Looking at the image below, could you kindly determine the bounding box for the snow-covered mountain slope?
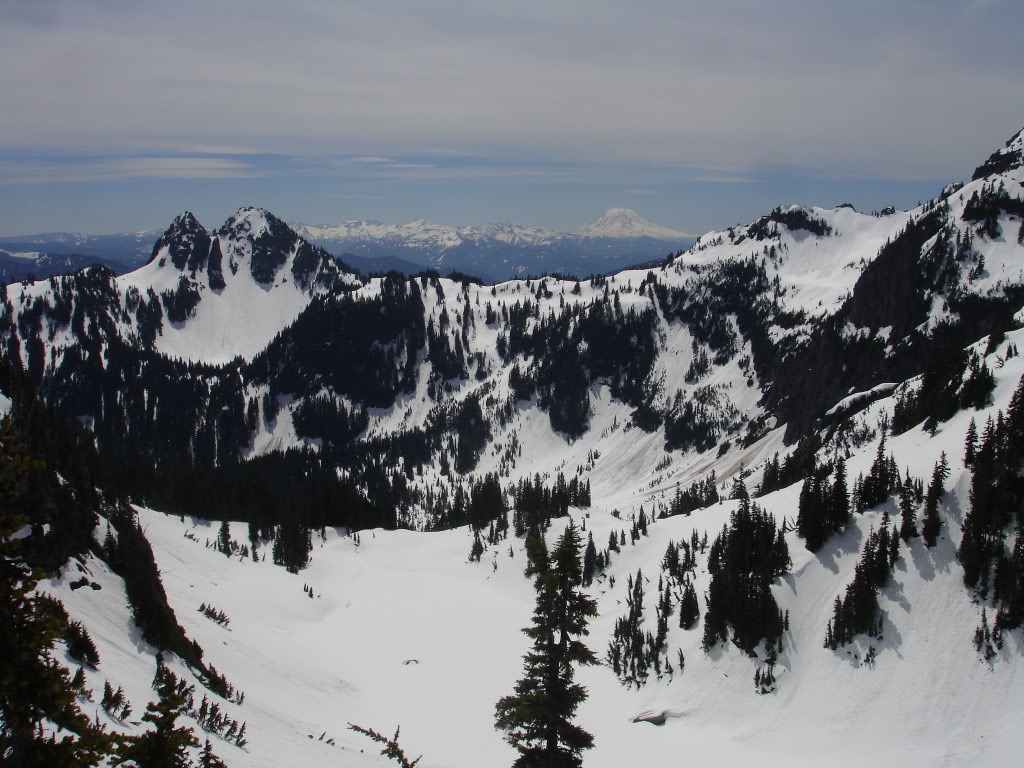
[119,208,360,363]
[41,324,1024,768]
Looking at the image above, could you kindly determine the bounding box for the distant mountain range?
[0,209,694,285]
[294,207,693,282]
[0,230,159,285]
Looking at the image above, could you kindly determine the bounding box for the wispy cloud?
[0,155,254,185]
[690,174,760,185]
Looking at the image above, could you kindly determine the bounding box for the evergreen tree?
[495,521,598,767]
[898,475,919,540]
[114,684,199,768]
[922,453,949,547]
[828,458,850,531]
[582,532,597,587]
[678,579,700,630]
[198,739,228,768]
[963,417,978,467]
[217,521,231,556]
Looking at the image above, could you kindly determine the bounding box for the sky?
[0,0,1022,236]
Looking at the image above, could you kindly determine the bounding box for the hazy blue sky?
[1,0,1021,235]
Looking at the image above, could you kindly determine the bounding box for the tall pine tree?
[495,521,598,767]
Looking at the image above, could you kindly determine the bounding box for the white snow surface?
[45,327,1024,768]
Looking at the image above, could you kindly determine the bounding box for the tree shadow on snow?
[812,522,865,575]
[907,525,958,582]
[835,610,905,667]
[881,576,912,614]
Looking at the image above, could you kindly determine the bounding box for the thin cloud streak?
[0,156,255,185]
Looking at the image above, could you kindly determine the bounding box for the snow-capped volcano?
[577,208,692,239]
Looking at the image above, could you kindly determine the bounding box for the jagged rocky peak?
[149,210,212,271]
[216,207,301,284]
[972,125,1024,180]
[219,206,288,242]
[215,206,358,288]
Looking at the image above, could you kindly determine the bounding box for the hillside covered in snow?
[3,127,1024,767]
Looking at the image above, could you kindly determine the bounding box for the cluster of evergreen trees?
[824,514,900,650]
[851,427,901,513]
[606,531,703,688]
[0,408,243,767]
[198,603,231,628]
[702,481,790,654]
[795,458,849,552]
[291,394,368,445]
[758,450,818,497]
[959,375,1024,633]
[891,348,995,435]
[961,180,1024,240]
[510,472,590,536]
[606,569,664,687]
[658,472,719,518]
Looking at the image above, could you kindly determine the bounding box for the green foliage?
[495,521,598,767]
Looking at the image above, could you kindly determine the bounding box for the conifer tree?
[922,453,949,547]
[963,418,977,467]
[898,476,918,540]
[582,532,597,586]
[114,684,199,768]
[495,521,598,767]
[198,738,228,768]
[678,579,700,630]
